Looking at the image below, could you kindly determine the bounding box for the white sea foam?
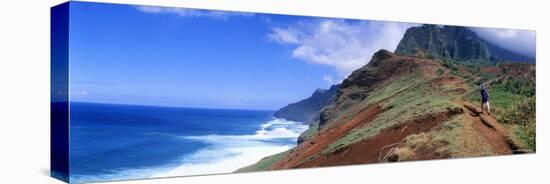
[71,167,173,183]
[155,118,307,177]
[184,118,307,141]
[154,145,292,177]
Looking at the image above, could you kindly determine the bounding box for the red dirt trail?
[460,101,515,154]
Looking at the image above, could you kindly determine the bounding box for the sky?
[470,27,536,58]
[67,2,536,110]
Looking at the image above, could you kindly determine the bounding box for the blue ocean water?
[69,102,306,183]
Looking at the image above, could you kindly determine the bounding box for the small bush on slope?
[499,97,536,151]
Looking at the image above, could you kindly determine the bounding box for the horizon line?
[63,101,278,112]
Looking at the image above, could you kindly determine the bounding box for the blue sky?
[69,2,341,110]
[67,2,535,110]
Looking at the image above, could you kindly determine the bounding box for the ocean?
[69,102,307,183]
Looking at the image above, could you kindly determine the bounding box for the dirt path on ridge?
[458,100,515,154]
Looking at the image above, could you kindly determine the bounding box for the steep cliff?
[395,24,534,63]
[274,84,339,124]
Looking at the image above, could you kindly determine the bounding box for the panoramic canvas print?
[51,1,536,183]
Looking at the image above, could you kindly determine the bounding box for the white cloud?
[470,27,536,58]
[322,75,340,86]
[134,6,254,20]
[270,27,300,44]
[268,19,416,76]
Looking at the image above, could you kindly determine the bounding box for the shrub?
[499,97,536,150]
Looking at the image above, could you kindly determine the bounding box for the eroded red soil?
[295,111,458,168]
[270,103,383,169]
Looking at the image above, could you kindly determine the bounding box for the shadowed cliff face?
[274,84,339,124]
[395,24,534,63]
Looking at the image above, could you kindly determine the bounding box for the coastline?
[69,102,307,183]
[155,118,306,177]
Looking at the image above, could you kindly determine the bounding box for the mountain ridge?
[395,24,534,63]
[236,24,535,173]
[273,84,339,124]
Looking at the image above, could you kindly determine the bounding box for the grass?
[465,78,535,119]
[499,97,535,151]
[395,114,498,161]
[438,57,501,88]
[363,73,425,105]
[515,124,536,151]
[317,72,426,131]
[320,75,460,154]
[503,124,535,153]
[298,121,319,143]
[393,147,415,161]
[429,115,493,156]
[234,149,292,173]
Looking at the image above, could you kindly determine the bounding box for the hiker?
[480,84,490,115]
